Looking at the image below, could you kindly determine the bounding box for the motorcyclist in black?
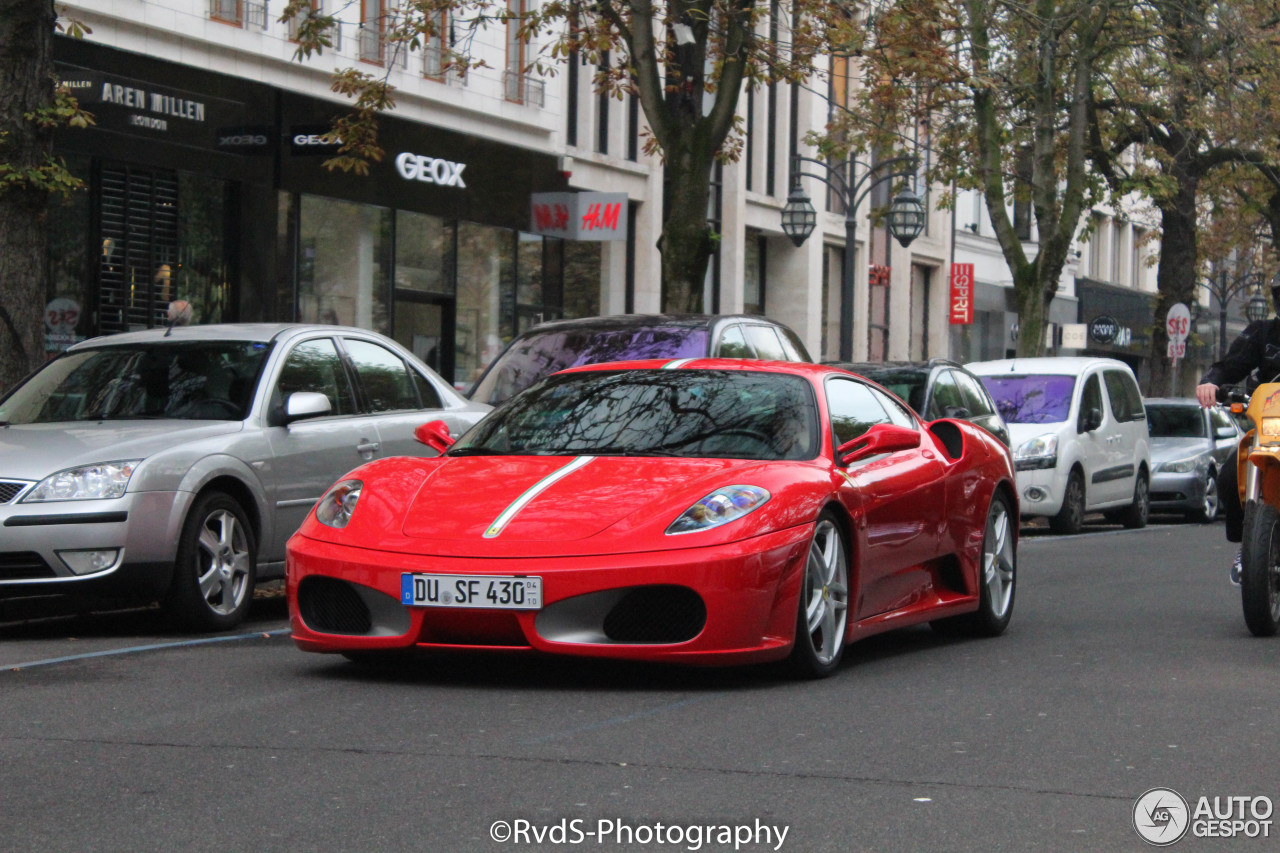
[1195,282,1280,582]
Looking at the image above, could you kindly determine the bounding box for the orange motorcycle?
[1231,383,1280,636]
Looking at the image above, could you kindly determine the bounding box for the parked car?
[968,357,1151,534]
[288,360,1018,677]
[0,323,490,630]
[828,359,1011,447]
[1145,397,1242,522]
[467,314,812,406]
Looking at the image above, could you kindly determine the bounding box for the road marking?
[4,628,291,671]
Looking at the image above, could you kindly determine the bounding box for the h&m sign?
[529,192,628,242]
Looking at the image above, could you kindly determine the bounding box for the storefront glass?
[175,172,231,325]
[297,195,391,332]
[456,221,515,387]
[563,241,602,319]
[45,155,93,356]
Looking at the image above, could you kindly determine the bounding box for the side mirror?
[1082,407,1103,432]
[942,405,971,419]
[414,420,455,454]
[1216,426,1238,439]
[837,423,922,466]
[284,391,332,424]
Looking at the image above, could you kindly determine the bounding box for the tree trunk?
[0,0,55,393]
[660,148,716,313]
[1012,263,1047,357]
[1150,164,1200,397]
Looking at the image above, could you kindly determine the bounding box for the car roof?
[829,359,962,372]
[559,358,856,381]
[512,313,792,337]
[966,356,1136,375]
[67,323,379,349]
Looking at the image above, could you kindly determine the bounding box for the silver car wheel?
[1203,473,1220,520]
[803,518,849,666]
[195,508,252,616]
[982,498,1015,619]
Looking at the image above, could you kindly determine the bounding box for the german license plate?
[400,573,542,610]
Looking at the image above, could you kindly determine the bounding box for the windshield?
[847,366,928,413]
[1146,405,1206,438]
[0,341,271,424]
[453,369,818,460]
[469,325,711,406]
[979,374,1076,424]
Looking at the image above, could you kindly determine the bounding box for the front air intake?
[297,576,373,635]
[602,586,707,644]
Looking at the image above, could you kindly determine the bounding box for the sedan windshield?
[1147,405,1206,438]
[454,370,818,460]
[0,341,271,424]
[979,374,1076,424]
[469,326,711,406]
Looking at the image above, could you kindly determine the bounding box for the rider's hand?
[1196,383,1219,408]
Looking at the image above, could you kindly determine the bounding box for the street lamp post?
[780,153,924,361]
[1202,270,1269,359]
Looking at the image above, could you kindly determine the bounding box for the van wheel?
[1048,471,1085,535]
[1119,471,1150,529]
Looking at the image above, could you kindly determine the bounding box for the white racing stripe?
[661,358,698,369]
[483,456,595,538]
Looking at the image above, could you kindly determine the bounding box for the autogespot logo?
[1134,788,1190,846]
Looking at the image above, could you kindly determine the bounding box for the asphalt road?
[1,518,1276,853]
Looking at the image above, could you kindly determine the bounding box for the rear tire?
[1241,500,1280,637]
[933,492,1016,637]
[163,492,256,632]
[1187,470,1219,524]
[1119,470,1150,529]
[1048,470,1085,535]
[787,511,850,679]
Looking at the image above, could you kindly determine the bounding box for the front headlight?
[316,479,363,528]
[22,460,142,502]
[1158,456,1199,474]
[666,485,770,535]
[1014,434,1058,471]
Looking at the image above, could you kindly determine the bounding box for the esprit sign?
[529,192,628,241]
[949,263,974,325]
[395,152,467,188]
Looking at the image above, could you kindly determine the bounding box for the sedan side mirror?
[1216,426,1238,439]
[942,405,971,419]
[284,391,332,424]
[415,420,455,454]
[1082,407,1103,432]
[838,423,922,466]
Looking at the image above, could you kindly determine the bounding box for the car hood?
[1149,437,1208,465]
[0,421,244,480]
[401,455,774,542]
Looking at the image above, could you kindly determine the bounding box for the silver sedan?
[0,323,490,630]
[1146,397,1242,523]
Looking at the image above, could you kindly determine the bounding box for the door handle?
[356,441,380,454]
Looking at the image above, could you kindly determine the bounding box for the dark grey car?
[1146,397,1242,522]
[467,314,812,407]
[0,324,490,630]
[827,359,1012,447]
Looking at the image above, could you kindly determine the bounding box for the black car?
[468,314,813,406]
[827,358,1012,447]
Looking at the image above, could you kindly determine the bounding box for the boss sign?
[950,263,975,325]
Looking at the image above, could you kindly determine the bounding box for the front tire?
[163,491,257,632]
[1241,500,1280,637]
[1119,470,1150,529]
[787,511,850,679]
[1048,470,1085,535]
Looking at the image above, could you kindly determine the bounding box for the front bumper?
[1013,467,1065,518]
[0,490,190,600]
[1150,471,1204,513]
[286,525,813,666]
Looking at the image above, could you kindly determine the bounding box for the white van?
[967,357,1151,534]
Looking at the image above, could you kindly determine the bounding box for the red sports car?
[286,360,1018,677]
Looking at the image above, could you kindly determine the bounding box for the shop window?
[297,195,391,333]
[98,166,179,335]
[456,222,516,388]
[562,241,602,320]
[45,155,93,356]
[744,231,765,314]
[395,211,454,295]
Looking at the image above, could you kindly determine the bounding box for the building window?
[209,0,242,26]
[505,0,526,102]
[359,0,385,64]
[296,195,391,333]
[597,51,610,154]
[423,10,448,79]
[744,230,766,315]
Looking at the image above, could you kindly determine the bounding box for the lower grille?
[1151,491,1185,502]
[297,576,373,635]
[0,552,56,580]
[603,586,706,644]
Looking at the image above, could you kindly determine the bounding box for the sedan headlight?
[316,479,362,528]
[1158,456,1199,474]
[666,485,770,535]
[1013,434,1058,471]
[23,460,142,502]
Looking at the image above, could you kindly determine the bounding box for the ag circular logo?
[1089,315,1120,344]
[1134,787,1190,846]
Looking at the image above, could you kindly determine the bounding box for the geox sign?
[395,152,467,188]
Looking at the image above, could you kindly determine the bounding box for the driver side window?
[1077,373,1103,433]
[274,338,356,416]
[826,378,892,447]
